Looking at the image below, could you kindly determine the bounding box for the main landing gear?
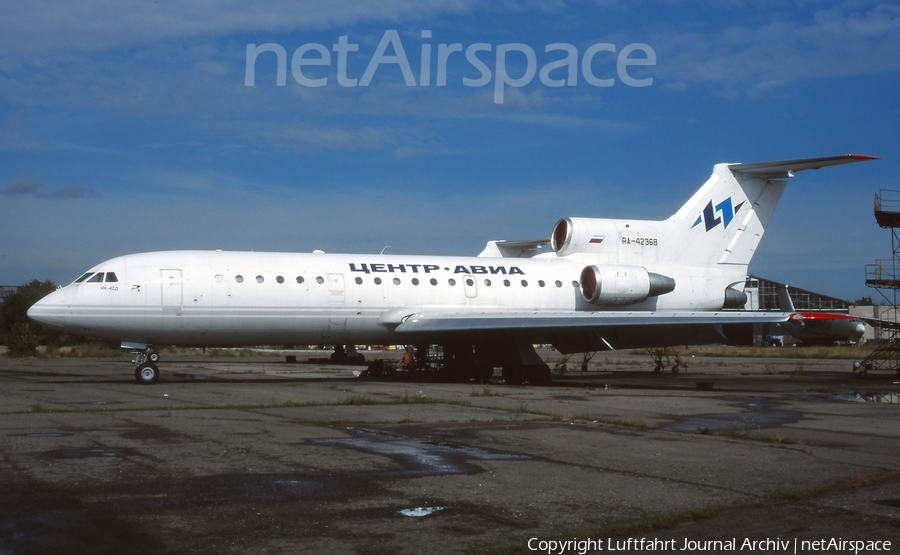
[362,340,553,385]
[126,344,160,385]
[329,344,366,364]
[647,347,686,374]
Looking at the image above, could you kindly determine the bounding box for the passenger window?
[503,279,510,287]
[355,277,363,285]
[393,278,401,285]
[235,275,244,283]
[448,278,456,286]
[296,276,305,284]
[521,280,528,287]
[412,278,419,285]
[538,280,545,287]
[484,279,492,286]
[74,272,94,283]
[374,277,382,285]
[105,272,118,283]
[276,276,284,284]
[87,273,104,283]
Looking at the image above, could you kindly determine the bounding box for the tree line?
[0,280,74,356]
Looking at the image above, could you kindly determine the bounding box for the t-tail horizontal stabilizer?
[727,154,879,179]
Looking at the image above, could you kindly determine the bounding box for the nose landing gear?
[125,343,160,385]
[135,360,159,384]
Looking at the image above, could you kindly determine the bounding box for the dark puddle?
[309,427,529,478]
[0,490,163,555]
[399,506,444,517]
[829,391,900,403]
[78,428,528,511]
[661,398,800,432]
[661,411,799,432]
[171,373,221,381]
[183,474,323,505]
[42,447,139,459]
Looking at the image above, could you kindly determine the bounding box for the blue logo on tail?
[692,198,745,231]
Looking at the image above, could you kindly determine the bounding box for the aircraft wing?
[728,154,878,178]
[478,239,552,258]
[856,315,900,331]
[392,310,795,352]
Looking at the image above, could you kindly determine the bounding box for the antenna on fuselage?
[380,246,392,255]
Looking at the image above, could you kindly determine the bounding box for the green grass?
[677,345,870,360]
[719,429,797,445]
[767,488,806,501]
[470,385,506,397]
[9,391,653,431]
[5,388,454,416]
[693,426,797,445]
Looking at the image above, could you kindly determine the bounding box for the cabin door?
[161,270,183,310]
[327,274,345,305]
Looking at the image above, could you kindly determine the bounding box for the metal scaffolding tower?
[859,190,900,377]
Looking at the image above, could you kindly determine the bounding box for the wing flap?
[395,310,792,334]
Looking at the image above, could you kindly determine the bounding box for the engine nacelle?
[552,217,618,256]
[580,265,676,306]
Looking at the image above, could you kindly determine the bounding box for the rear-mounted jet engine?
[579,264,676,306]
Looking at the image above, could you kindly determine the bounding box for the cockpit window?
[105,272,118,283]
[74,272,94,283]
[87,273,105,283]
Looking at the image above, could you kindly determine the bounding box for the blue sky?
[1,1,898,301]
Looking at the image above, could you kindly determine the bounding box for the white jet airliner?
[28,154,876,384]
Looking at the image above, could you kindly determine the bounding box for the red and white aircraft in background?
[765,282,866,346]
[28,154,877,384]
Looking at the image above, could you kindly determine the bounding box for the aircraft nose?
[27,287,67,328]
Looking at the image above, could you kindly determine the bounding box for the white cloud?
[1,175,100,199]
[0,0,476,65]
[48,185,101,199]
[653,2,900,93]
[1,175,41,196]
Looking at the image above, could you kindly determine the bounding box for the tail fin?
[661,154,876,267]
[775,284,796,312]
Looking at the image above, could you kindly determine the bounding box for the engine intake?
[580,265,676,306]
[552,217,617,256]
[551,218,573,253]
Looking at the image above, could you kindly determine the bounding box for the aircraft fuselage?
[29,250,738,347]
